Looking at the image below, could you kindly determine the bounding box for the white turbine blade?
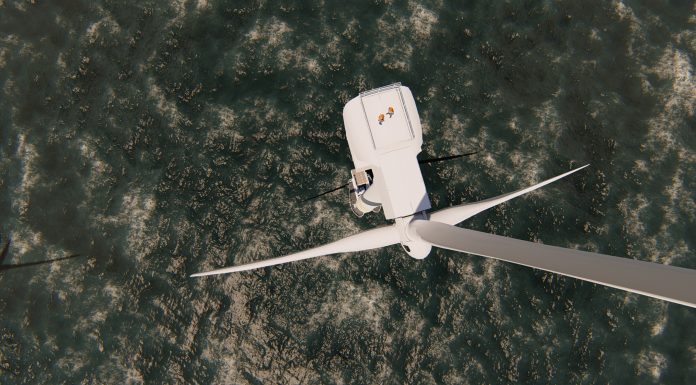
[413,221,696,308]
[191,225,399,277]
[430,165,589,226]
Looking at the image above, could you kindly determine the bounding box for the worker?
[387,106,394,118]
[378,113,385,125]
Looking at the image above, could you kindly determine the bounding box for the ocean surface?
[1,0,695,383]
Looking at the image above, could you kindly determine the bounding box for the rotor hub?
[395,213,431,259]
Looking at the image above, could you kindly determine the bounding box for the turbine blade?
[191,225,399,277]
[304,183,348,202]
[430,164,589,225]
[418,151,479,165]
[413,221,696,308]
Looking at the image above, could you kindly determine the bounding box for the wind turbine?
[192,83,696,309]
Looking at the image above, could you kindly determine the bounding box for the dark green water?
[1,0,695,383]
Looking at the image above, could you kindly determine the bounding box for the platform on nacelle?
[360,85,415,150]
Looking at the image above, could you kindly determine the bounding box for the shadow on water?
[0,238,84,272]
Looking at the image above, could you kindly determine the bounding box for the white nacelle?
[343,83,431,220]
